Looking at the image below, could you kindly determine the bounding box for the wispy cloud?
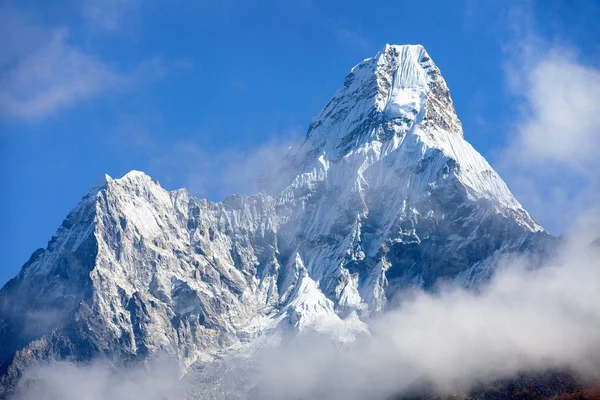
[82,0,141,32]
[162,133,303,199]
[497,6,600,234]
[13,357,186,400]
[335,28,370,49]
[0,7,167,123]
[113,119,304,200]
[505,50,600,173]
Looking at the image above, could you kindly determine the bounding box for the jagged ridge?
[0,44,555,397]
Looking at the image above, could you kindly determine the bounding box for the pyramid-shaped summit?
[305,44,462,159]
[0,44,555,398]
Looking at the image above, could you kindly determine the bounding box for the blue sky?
[1,0,599,285]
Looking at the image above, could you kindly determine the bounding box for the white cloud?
[506,51,600,172]
[112,120,304,200]
[155,133,304,200]
[247,240,600,399]
[1,29,117,121]
[6,4,600,399]
[12,357,186,400]
[497,24,600,233]
[0,7,165,123]
[12,235,600,400]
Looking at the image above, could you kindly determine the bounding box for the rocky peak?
[304,44,462,162]
[0,45,554,398]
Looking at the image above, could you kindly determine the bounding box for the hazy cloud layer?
[12,358,186,400]
[114,122,304,200]
[161,134,303,199]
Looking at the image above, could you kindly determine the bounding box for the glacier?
[0,44,555,397]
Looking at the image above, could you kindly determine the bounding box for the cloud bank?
[11,358,186,400]
[11,230,600,400]
[247,236,600,399]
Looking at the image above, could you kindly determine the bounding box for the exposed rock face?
[0,44,554,396]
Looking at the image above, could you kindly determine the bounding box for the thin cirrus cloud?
[81,0,141,32]
[104,114,303,201]
[120,125,304,200]
[335,28,370,49]
[0,7,165,123]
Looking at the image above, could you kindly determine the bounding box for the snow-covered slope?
[262,44,545,313]
[0,44,554,397]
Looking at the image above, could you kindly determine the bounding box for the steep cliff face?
[263,44,547,314]
[0,44,554,396]
[1,173,282,385]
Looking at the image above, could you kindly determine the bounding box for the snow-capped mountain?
[0,44,554,396]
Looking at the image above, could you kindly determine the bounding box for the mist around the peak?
[245,228,600,400]
[236,30,600,398]
[10,221,600,400]
[10,357,186,400]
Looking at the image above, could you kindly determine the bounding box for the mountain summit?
[307,44,462,155]
[0,44,554,397]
